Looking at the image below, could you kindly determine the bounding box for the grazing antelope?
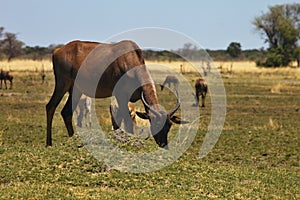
[46,40,187,148]
[193,78,208,107]
[0,70,13,89]
[160,75,179,91]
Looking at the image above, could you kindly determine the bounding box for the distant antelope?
[0,70,13,89]
[160,75,179,91]
[193,78,208,107]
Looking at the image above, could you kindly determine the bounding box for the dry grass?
[253,117,283,131]
[147,60,300,78]
[0,59,52,72]
[1,59,299,78]
[145,61,258,73]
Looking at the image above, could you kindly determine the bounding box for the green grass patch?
[0,69,299,199]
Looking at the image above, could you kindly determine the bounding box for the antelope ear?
[136,112,150,119]
[171,116,189,124]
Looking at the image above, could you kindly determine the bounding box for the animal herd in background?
[0,69,45,90]
[161,75,208,107]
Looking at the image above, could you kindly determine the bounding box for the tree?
[294,47,300,67]
[226,42,242,72]
[180,43,198,60]
[253,3,300,67]
[226,42,242,58]
[0,32,24,61]
[0,27,24,61]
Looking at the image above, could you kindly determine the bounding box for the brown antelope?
[0,70,13,89]
[160,75,179,91]
[194,78,208,107]
[46,40,187,148]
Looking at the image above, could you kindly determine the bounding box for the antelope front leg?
[110,105,121,130]
[119,102,134,134]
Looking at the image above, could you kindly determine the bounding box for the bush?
[258,46,293,67]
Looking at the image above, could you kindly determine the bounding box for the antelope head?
[136,90,188,149]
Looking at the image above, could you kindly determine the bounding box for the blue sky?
[0,0,298,50]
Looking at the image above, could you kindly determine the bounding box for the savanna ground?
[0,60,299,199]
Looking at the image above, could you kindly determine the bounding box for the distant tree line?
[143,43,266,63]
[0,27,264,63]
[1,2,299,68]
[0,27,287,67]
[0,27,269,64]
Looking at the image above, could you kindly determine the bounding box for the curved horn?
[141,91,161,117]
[169,89,181,117]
